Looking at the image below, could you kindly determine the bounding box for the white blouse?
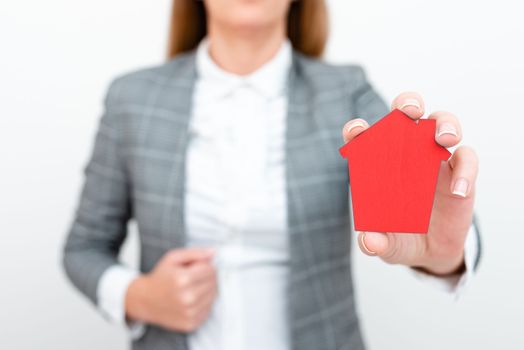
[185,39,291,349]
[96,38,479,349]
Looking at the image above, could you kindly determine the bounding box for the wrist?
[414,250,465,276]
[125,275,152,323]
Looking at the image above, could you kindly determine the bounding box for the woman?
[63,0,480,349]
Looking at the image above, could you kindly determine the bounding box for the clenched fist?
[125,248,217,332]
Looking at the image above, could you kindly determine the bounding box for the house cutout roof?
[339,109,451,233]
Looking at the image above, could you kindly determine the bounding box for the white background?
[1,0,523,349]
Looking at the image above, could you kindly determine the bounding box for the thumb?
[357,231,426,266]
[358,231,388,256]
[164,247,216,266]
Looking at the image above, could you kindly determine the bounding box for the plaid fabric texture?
[63,51,389,350]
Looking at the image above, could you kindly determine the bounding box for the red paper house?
[339,109,451,233]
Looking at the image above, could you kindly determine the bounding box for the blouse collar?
[196,37,292,99]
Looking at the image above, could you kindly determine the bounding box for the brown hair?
[167,0,328,59]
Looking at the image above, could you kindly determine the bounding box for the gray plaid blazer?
[63,50,390,350]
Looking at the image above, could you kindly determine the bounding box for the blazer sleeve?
[62,79,132,305]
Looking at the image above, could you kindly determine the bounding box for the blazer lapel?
[286,54,316,239]
[155,53,197,249]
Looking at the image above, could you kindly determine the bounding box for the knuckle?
[174,273,190,289]
[181,291,196,306]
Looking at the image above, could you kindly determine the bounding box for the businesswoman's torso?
[64,39,388,350]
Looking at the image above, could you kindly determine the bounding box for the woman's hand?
[125,248,217,332]
[342,92,478,276]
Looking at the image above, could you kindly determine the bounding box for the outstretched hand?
[342,92,478,275]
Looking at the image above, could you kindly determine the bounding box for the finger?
[179,284,217,331]
[428,111,462,148]
[165,247,215,266]
[357,231,386,257]
[184,262,217,286]
[342,118,370,143]
[357,231,427,266]
[191,281,217,311]
[391,92,425,120]
[180,278,216,307]
[448,146,479,198]
[191,287,217,326]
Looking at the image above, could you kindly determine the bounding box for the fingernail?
[346,121,367,134]
[452,178,469,197]
[360,232,377,255]
[398,98,421,111]
[437,122,458,138]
